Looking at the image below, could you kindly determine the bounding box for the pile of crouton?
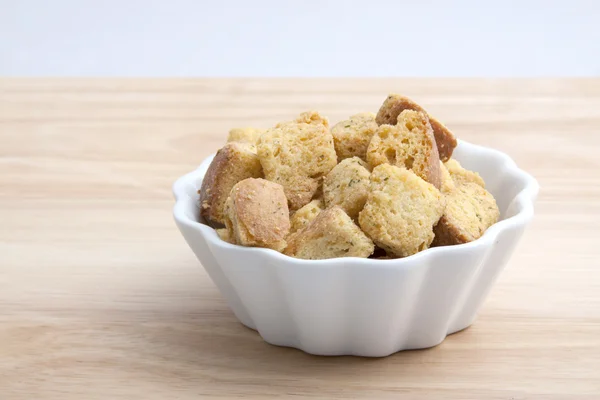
[198,94,499,260]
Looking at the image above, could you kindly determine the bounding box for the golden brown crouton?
[289,198,324,234]
[284,206,374,259]
[375,94,457,161]
[330,112,378,161]
[199,143,263,226]
[257,118,337,211]
[227,127,264,145]
[223,178,290,251]
[358,164,445,258]
[323,157,371,219]
[432,182,499,246]
[366,110,442,188]
[444,159,485,188]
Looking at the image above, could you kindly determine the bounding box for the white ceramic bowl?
[173,140,538,357]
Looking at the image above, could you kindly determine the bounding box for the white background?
[1,0,599,76]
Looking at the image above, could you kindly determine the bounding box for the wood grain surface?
[1,79,599,399]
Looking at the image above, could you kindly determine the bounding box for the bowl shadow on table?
[136,281,478,381]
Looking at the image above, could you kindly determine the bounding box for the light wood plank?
[1,79,599,399]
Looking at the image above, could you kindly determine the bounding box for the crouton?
[289,198,324,234]
[323,157,370,219]
[366,109,442,188]
[330,112,378,161]
[284,206,374,259]
[432,183,499,246]
[444,159,485,188]
[224,178,290,251]
[199,143,263,226]
[375,94,457,161]
[257,115,337,210]
[358,164,445,257]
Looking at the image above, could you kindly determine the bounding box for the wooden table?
[1,79,599,399]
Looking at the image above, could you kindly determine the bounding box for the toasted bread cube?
[284,206,374,259]
[323,157,370,219]
[358,164,445,257]
[199,143,263,226]
[434,158,497,246]
[330,112,378,161]
[290,198,324,234]
[227,127,264,145]
[375,94,457,161]
[366,110,442,188]
[224,178,290,251]
[444,159,485,188]
[432,182,499,246]
[257,116,337,210]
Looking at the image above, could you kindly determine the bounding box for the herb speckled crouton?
[224,178,290,251]
[358,164,445,258]
[367,110,442,189]
[284,206,374,260]
[289,198,324,234]
[444,159,485,188]
[432,182,499,246]
[257,114,337,210]
[375,94,457,161]
[432,160,498,246]
[330,112,378,161]
[323,157,370,219]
